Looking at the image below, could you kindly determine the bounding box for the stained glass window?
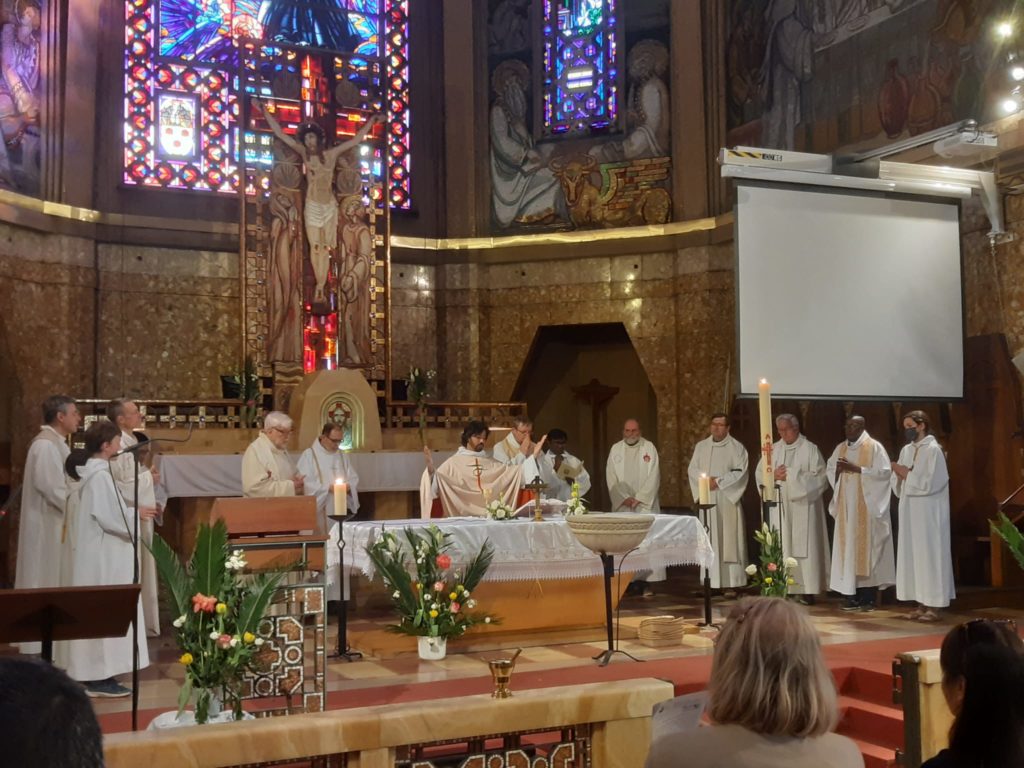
[540,0,621,138]
[124,0,409,206]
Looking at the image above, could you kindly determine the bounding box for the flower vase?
[194,687,223,725]
[418,636,447,660]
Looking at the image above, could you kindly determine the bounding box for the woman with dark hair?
[922,619,1024,767]
[58,421,157,698]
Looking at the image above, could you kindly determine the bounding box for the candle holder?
[695,503,719,628]
[328,512,362,662]
[758,484,780,529]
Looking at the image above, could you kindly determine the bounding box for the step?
[837,696,903,752]
[850,737,899,768]
[840,666,894,708]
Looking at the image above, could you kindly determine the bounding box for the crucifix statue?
[524,475,548,522]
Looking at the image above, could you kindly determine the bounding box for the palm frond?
[236,570,287,637]
[461,540,494,593]
[192,518,228,597]
[992,512,1024,571]
[148,532,191,616]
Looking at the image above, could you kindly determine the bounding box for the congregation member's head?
[936,619,1024,767]
[708,413,730,443]
[510,416,533,446]
[319,422,345,454]
[844,415,866,443]
[547,428,568,456]
[43,395,80,436]
[84,420,121,459]
[0,657,104,768]
[622,419,641,445]
[107,398,143,432]
[709,597,837,738]
[776,413,800,445]
[461,420,489,452]
[902,410,930,444]
[263,411,294,449]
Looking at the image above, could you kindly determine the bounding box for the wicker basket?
[565,513,655,555]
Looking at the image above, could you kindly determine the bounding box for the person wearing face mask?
[891,410,955,622]
[687,413,749,591]
[826,415,896,612]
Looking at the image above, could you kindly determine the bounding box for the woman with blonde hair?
[646,597,863,768]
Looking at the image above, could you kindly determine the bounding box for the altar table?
[342,515,714,634]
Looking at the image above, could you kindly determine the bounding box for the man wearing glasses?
[242,411,305,497]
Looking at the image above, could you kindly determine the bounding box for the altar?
[342,515,714,636]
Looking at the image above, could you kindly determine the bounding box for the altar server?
[537,428,591,501]
[892,410,955,622]
[242,411,304,497]
[14,395,80,654]
[754,414,830,601]
[688,413,748,589]
[826,415,896,612]
[107,399,162,636]
[61,421,155,698]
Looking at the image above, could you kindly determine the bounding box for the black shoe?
[840,599,860,612]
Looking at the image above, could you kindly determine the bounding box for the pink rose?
[450,602,461,613]
[217,634,232,649]
[767,562,778,572]
[191,592,218,613]
[435,554,452,569]
[433,581,445,592]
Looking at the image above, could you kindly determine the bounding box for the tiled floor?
[66,581,1024,720]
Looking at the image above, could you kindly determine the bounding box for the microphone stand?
[117,423,194,731]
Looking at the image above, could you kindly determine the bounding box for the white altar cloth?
[341,515,714,583]
[157,451,454,499]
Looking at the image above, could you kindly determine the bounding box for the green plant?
[149,520,285,723]
[365,525,496,638]
[405,366,436,444]
[992,511,1024,571]
[230,355,262,427]
[746,522,797,597]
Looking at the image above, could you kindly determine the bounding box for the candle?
[698,473,710,505]
[334,479,348,518]
[758,378,775,502]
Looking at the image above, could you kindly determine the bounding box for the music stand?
[328,512,362,661]
[0,585,140,663]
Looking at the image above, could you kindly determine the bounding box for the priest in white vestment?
[421,420,534,518]
[493,416,541,473]
[107,399,162,637]
[826,416,896,611]
[242,411,304,497]
[297,422,360,599]
[607,419,663,591]
[688,413,749,589]
[891,410,955,621]
[61,421,155,698]
[14,395,80,654]
[536,428,591,502]
[754,414,830,599]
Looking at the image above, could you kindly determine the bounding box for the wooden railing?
[382,400,528,430]
[103,678,672,768]
[892,650,952,768]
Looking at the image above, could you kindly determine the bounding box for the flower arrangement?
[149,520,285,724]
[230,355,262,427]
[406,366,437,445]
[745,522,798,597]
[486,497,517,521]
[564,481,587,516]
[365,524,496,638]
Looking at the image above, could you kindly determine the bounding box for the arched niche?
[288,369,383,452]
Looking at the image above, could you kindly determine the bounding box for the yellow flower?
[429,609,439,618]
[243,632,256,644]
[456,585,465,592]
[764,577,773,585]
[215,602,228,615]
[787,578,795,585]
[449,592,458,600]
[179,652,194,665]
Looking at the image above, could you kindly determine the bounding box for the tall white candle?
[334,479,348,518]
[698,473,710,505]
[758,379,774,502]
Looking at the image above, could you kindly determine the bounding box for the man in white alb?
[15,395,80,653]
[493,416,542,477]
[241,411,305,497]
[536,428,591,502]
[827,415,896,612]
[607,419,662,592]
[688,412,749,590]
[754,413,830,602]
[107,398,163,636]
[892,410,955,622]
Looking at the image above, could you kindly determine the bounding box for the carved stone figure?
[338,195,373,365]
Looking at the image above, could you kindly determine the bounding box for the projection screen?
[736,181,964,399]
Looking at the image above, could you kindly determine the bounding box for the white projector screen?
[736,182,964,399]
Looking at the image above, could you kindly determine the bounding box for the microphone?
[113,421,195,455]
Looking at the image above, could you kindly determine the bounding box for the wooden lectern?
[210,496,326,571]
[0,585,141,663]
